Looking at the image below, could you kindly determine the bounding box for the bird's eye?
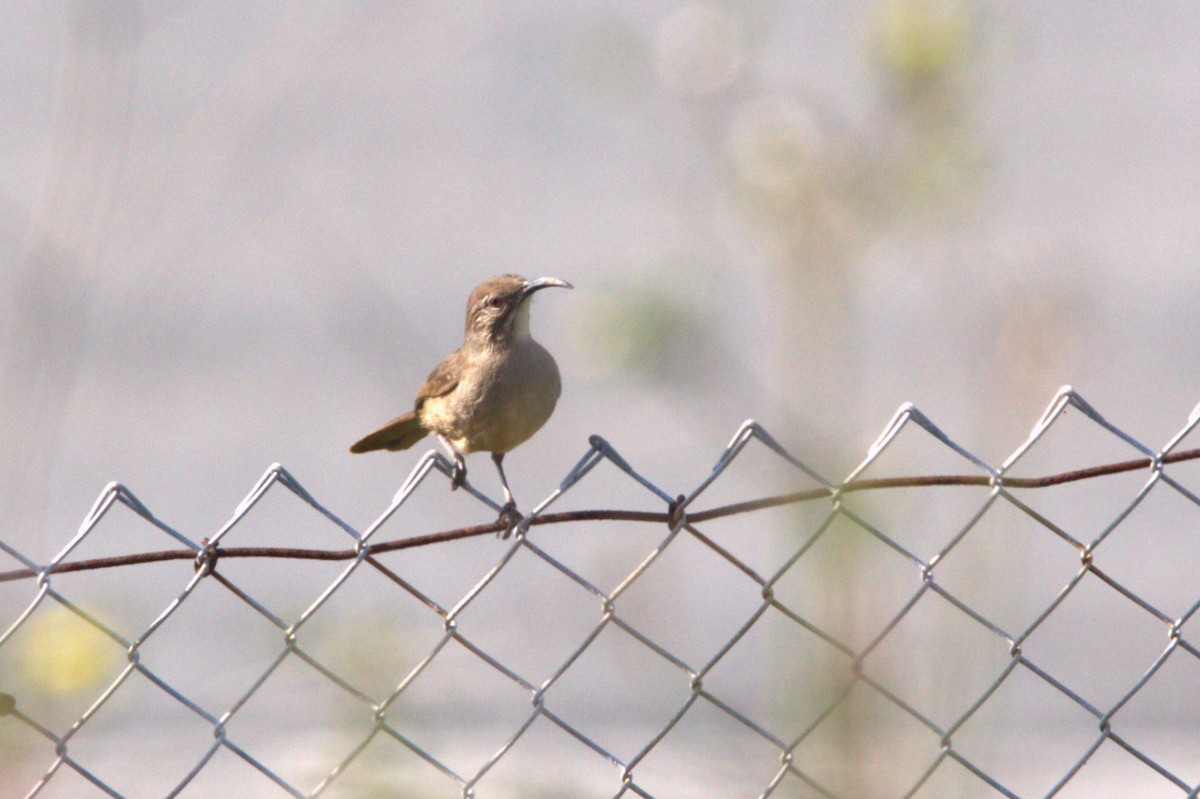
[486,296,504,309]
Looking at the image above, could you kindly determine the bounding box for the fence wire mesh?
[3,385,1200,798]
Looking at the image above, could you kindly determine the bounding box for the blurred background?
[2,1,1200,797]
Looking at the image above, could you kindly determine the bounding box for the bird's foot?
[449,461,466,491]
[498,501,522,538]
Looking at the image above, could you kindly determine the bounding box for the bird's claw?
[450,461,466,491]
[498,501,522,538]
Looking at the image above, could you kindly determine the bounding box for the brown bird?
[350,274,572,529]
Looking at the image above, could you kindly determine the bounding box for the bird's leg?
[492,452,521,536]
[437,435,467,490]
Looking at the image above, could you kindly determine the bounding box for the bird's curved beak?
[521,276,573,299]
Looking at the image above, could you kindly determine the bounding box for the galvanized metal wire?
[2,385,1200,798]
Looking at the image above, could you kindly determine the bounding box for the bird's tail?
[350,411,429,453]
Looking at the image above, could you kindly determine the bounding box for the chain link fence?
[2,385,1200,798]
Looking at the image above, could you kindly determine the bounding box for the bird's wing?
[350,351,470,454]
[414,351,462,407]
[349,410,427,452]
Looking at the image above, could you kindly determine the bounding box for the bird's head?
[464,274,572,346]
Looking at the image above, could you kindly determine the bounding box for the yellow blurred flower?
[872,0,974,101]
[19,604,121,695]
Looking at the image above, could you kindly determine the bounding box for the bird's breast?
[420,338,561,454]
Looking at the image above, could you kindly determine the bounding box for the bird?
[350,274,572,532]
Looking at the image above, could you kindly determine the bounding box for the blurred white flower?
[654,3,745,96]
[726,95,823,200]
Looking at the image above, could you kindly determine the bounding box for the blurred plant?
[562,1,990,422]
[633,4,990,795]
[872,0,975,105]
[567,271,708,384]
[0,692,26,796]
[870,0,988,207]
[16,603,122,696]
[0,601,123,781]
[725,93,872,263]
[980,253,1096,430]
